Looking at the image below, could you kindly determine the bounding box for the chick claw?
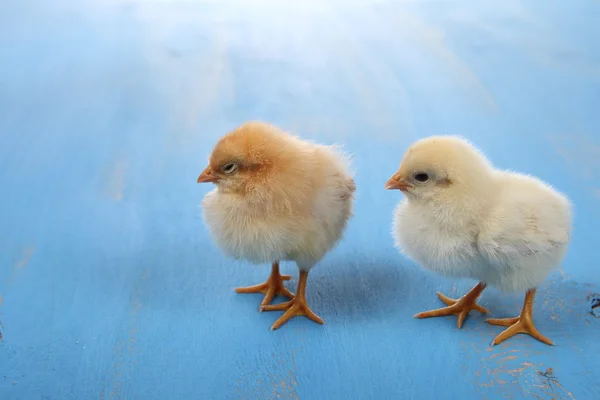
[487,317,553,346]
[235,263,295,308]
[414,283,488,329]
[486,289,554,346]
[260,297,324,330]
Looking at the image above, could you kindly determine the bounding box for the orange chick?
[197,122,356,330]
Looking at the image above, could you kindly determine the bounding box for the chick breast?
[202,144,355,271]
[393,172,572,293]
[393,200,481,279]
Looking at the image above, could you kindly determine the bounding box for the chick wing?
[476,172,572,292]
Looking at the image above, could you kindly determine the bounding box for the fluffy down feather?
[390,136,572,292]
[201,122,355,271]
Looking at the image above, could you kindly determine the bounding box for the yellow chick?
[385,136,572,345]
[198,121,356,330]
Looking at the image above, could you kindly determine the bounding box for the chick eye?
[413,172,430,183]
[221,163,238,174]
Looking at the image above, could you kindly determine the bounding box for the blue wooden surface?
[1,0,599,399]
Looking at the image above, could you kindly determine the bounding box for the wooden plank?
[1,0,599,399]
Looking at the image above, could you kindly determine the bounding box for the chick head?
[385,136,493,202]
[197,121,293,195]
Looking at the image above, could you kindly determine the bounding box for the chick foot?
[235,262,295,308]
[260,271,324,330]
[487,289,553,346]
[414,282,488,328]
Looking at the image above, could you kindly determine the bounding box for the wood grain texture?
[1,0,599,399]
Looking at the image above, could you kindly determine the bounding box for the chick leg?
[260,270,324,330]
[486,289,553,346]
[414,282,489,328]
[235,262,295,308]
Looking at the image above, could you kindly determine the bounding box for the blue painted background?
[1,0,599,399]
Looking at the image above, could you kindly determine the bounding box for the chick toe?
[235,262,295,308]
[488,289,554,346]
[267,297,325,331]
[489,318,554,346]
[437,292,490,314]
[485,316,520,327]
[261,271,324,330]
[260,300,294,312]
[414,282,487,329]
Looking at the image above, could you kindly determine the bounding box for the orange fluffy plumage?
[198,121,356,330]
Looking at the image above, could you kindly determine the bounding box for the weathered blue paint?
[1,0,599,399]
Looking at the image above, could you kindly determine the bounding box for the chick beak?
[197,166,219,183]
[385,174,411,191]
